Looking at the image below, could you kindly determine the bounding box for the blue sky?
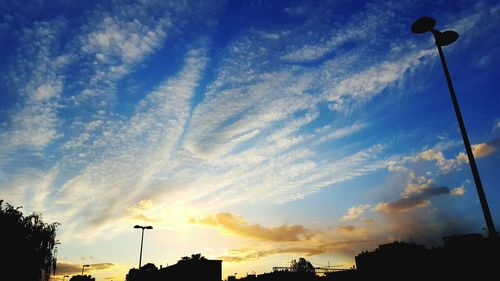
[1,0,499,279]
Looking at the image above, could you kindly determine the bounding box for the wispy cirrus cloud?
[280,1,405,63]
[47,2,440,239]
[53,48,208,239]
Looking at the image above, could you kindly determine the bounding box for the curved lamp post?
[81,264,89,275]
[412,16,497,238]
[134,225,153,268]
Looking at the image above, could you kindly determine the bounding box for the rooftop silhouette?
[223,233,500,281]
[126,254,221,281]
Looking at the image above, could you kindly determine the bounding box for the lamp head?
[434,30,459,46]
[145,226,153,229]
[84,264,90,267]
[411,16,436,34]
[134,225,141,229]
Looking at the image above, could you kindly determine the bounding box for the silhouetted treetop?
[69,275,95,281]
[178,253,207,263]
[141,263,158,272]
[0,199,59,281]
[291,258,315,273]
[126,263,158,281]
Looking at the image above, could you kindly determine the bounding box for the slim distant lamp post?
[412,16,497,238]
[134,225,153,268]
[81,264,90,275]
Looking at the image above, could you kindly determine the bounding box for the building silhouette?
[158,258,222,281]
[355,240,428,279]
[354,233,499,280]
[126,234,499,281]
[225,233,499,281]
[126,254,221,281]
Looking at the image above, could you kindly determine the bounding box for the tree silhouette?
[178,253,207,263]
[126,263,158,281]
[69,275,95,281]
[0,200,59,281]
[291,258,315,273]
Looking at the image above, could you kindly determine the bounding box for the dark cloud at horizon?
[55,262,115,275]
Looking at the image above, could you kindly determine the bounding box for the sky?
[1,0,499,280]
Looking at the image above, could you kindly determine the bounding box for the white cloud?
[280,1,399,63]
[32,83,62,101]
[82,16,167,63]
[401,174,434,197]
[340,204,370,222]
[405,142,496,174]
[315,122,367,144]
[386,160,409,173]
[408,148,465,173]
[323,49,433,103]
[0,167,58,214]
[494,119,500,131]
[1,20,68,150]
[183,70,318,160]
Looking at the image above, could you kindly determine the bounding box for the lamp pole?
[134,225,153,268]
[81,264,89,276]
[411,16,497,238]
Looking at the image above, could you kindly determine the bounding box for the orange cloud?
[218,237,382,263]
[191,212,311,242]
[472,143,496,158]
[450,186,465,196]
[55,262,115,275]
[337,225,369,236]
[417,149,445,162]
[407,142,496,173]
[192,212,386,263]
[219,246,326,262]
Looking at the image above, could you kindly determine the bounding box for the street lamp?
[81,264,90,275]
[63,275,69,281]
[134,225,153,268]
[412,16,497,238]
